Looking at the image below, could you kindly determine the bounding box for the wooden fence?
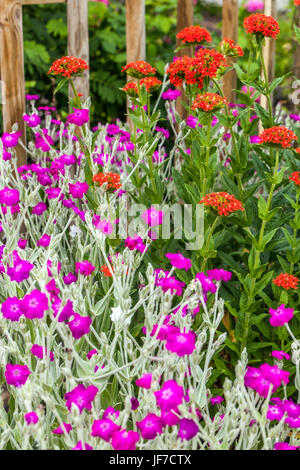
[0,0,277,165]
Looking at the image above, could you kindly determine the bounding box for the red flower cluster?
[243,14,280,38]
[167,49,227,89]
[123,77,162,96]
[192,92,227,112]
[121,61,157,79]
[258,126,297,148]
[199,192,244,216]
[289,172,300,186]
[93,172,122,190]
[295,0,300,5]
[100,265,114,277]
[48,56,89,78]
[176,25,212,45]
[273,273,299,290]
[220,38,244,57]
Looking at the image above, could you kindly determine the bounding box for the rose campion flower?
[210,396,224,405]
[136,413,164,440]
[32,202,47,215]
[1,131,22,148]
[24,412,39,425]
[111,429,140,451]
[68,313,92,339]
[103,407,120,420]
[23,114,41,128]
[37,234,51,247]
[75,261,95,276]
[274,442,299,450]
[52,423,72,435]
[195,272,217,293]
[271,350,291,361]
[141,207,164,227]
[0,187,20,206]
[125,235,146,253]
[245,0,264,12]
[160,408,180,426]
[269,304,294,327]
[178,418,199,440]
[17,238,28,249]
[155,380,184,411]
[91,418,120,441]
[63,272,78,285]
[206,268,232,282]
[7,256,34,283]
[65,384,98,414]
[165,329,196,356]
[165,252,191,271]
[5,363,31,387]
[31,344,54,362]
[35,129,54,152]
[72,441,93,450]
[69,182,89,199]
[1,296,23,321]
[135,373,152,389]
[266,405,284,421]
[21,289,49,319]
[161,88,181,100]
[67,109,89,126]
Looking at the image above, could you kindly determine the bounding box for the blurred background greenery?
[0,0,296,128]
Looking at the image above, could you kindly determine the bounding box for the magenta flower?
[37,234,51,247]
[68,313,92,339]
[165,252,191,271]
[160,408,180,426]
[31,344,54,362]
[125,235,146,253]
[155,380,184,412]
[67,109,89,126]
[91,418,120,441]
[72,441,93,450]
[161,88,181,100]
[21,289,49,319]
[136,413,164,440]
[7,256,34,283]
[165,329,196,356]
[65,384,98,414]
[26,94,40,101]
[24,412,39,425]
[186,115,199,128]
[0,187,20,206]
[155,126,170,139]
[141,207,164,227]
[46,187,64,200]
[272,350,291,361]
[135,373,152,389]
[69,182,89,199]
[131,397,139,410]
[206,268,232,283]
[266,404,284,422]
[53,299,75,323]
[75,261,95,276]
[103,407,120,420]
[285,417,300,428]
[17,238,28,249]
[269,304,294,327]
[32,202,47,215]
[274,442,299,450]
[5,363,31,387]
[195,272,217,293]
[210,396,224,405]
[283,399,300,418]
[23,113,41,128]
[111,429,140,451]
[178,418,199,440]
[1,131,22,148]
[245,0,264,12]
[63,272,78,285]
[87,349,98,360]
[52,422,73,435]
[35,129,54,152]
[1,296,23,322]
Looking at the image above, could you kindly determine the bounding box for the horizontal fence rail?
[0,0,278,164]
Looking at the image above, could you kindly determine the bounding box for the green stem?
[290,187,300,274]
[258,41,273,126]
[200,216,220,272]
[241,149,280,350]
[201,116,212,197]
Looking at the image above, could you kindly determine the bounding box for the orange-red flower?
[273,273,299,290]
[294,0,300,5]
[192,92,227,112]
[195,48,228,80]
[243,13,280,38]
[123,77,162,96]
[48,56,89,78]
[93,172,122,191]
[220,38,244,57]
[121,61,157,79]
[100,265,114,277]
[199,192,244,216]
[177,25,212,45]
[289,172,300,186]
[258,126,297,148]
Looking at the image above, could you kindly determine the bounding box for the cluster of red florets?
[167,49,227,89]
[121,61,157,79]
[123,77,162,96]
[220,38,244,57]
[295,0,300,5]
[289,172,300,186]
[259,126,297,148]
[93,172,122,190]
[100,265,114,277]
[192,92,227,112]
[199,192,244,216]
[273,273,299,290]
[48,56,89,78]
[243,13,280,38]
[176,25,212,45]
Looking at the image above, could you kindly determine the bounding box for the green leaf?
[54,77,69,95]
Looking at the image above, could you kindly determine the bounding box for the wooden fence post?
[259,0,276,130]
[222,0,238,103]
[0,0,26,165]
[67,0,90,101]
[125,0,146,125]
[176,0,193,120]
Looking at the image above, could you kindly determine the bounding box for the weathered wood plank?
[67,0,89,101]
[176,0,193,120]
[222,0,238,103]
[0,0,26,165]
[22,0,99,4]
